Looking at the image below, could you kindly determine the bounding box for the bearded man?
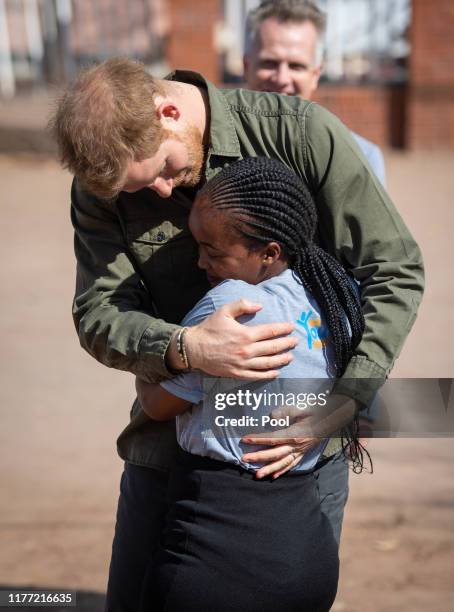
[51,57,423,611]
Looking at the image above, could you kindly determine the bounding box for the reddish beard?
[167,125,205,189]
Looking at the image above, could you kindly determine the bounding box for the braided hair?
[199,157,369,471]
[200,157,364,377]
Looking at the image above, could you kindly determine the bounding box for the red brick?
[167,0,220,83]
[408,0,454,148]
[314,85,391,147]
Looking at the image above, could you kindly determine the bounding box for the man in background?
[244,0,386,184]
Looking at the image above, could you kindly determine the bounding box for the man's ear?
[310,65,322,94]
[154,97,181,126]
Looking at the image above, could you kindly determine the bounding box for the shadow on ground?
[0,587,105,611]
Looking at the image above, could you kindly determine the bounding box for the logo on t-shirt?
[296,309,328,349]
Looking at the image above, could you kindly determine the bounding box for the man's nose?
[274,63,292,88]
[149,177,173,198]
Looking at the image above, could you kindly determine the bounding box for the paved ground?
[0,151,452,611]
[0,94,56,155]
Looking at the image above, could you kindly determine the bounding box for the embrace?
[50,56,423,612]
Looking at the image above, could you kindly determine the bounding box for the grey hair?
[245,0,327,67]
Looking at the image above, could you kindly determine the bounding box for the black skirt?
[145,449,339,612]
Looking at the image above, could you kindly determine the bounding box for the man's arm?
[71,180,180,382]
[304,103,424,405]
[72,180,296,382]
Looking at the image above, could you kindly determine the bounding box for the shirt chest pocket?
[125,217,201,296]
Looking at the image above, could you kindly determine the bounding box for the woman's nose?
[197,250,208,270]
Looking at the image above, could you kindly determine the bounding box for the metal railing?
[0,0,412,99]
[0,0,169,98]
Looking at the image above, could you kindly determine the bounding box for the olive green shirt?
[71,71,424,469]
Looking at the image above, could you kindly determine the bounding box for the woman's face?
[189,194,284,287]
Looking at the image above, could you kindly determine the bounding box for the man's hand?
[241,407,321,479]
[175,299,298,380]
[241,395,359,479]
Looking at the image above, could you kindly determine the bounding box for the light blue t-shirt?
[161,268,343,472]
[352,132,386,187]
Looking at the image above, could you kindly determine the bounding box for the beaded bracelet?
[176,327,191,370]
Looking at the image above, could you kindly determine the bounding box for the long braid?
[200,157,370,471]
[202,157,364,377]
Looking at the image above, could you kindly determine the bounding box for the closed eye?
[198,242,226,258]
[158,162,168,178]
[289,63,309,72]
[259,59,280,70]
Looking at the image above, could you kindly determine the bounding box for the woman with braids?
[136,157,365,612]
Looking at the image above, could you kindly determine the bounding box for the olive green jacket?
[71,71,424,469]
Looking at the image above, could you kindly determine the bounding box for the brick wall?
[407,0,454,149]
[167,0,220,82]
[313,84,401,148]
[166,0,454,150]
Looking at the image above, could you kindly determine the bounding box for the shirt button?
[156,231,166,242]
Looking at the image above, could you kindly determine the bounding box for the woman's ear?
[262,242,282,265]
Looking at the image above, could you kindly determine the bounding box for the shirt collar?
[165,70,241,158]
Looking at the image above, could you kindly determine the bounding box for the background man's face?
[244,17,322,99]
